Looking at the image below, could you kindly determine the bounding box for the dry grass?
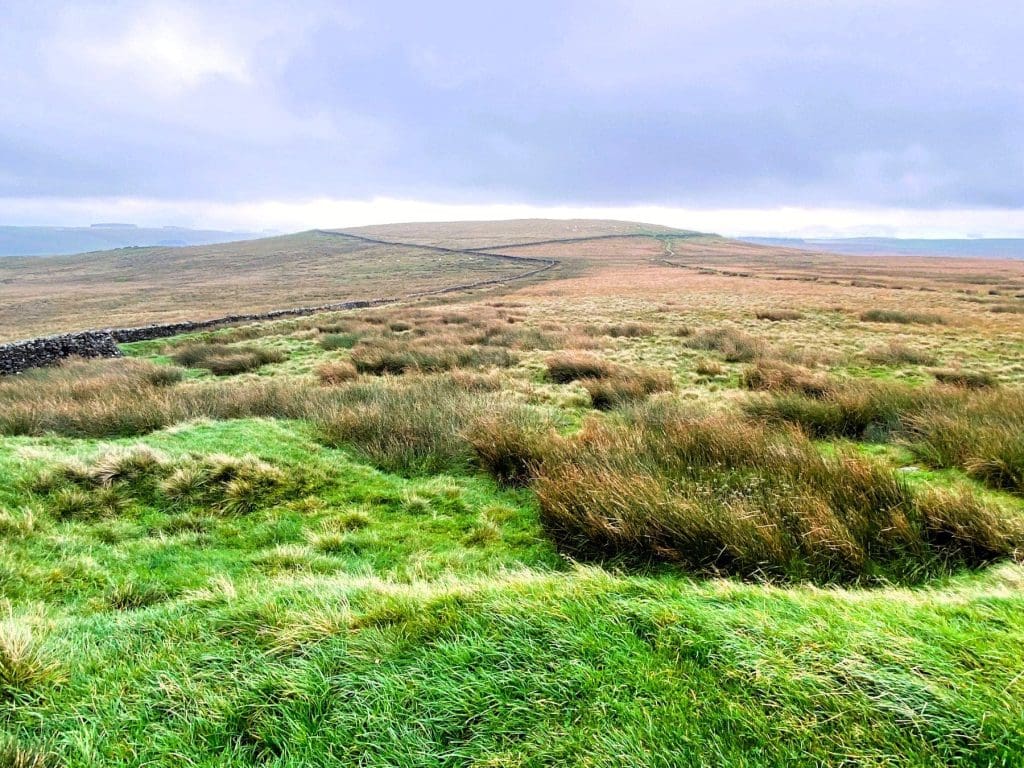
[171,342,286,376]
[864,340,938,366]
[315,360,359,385]
[0,359,322,438]
[533,403,1023,581]
[466,408,558,487]
[581,369,675,410]
[545,353,614,383]
[929,368,998,389]
[684,327,764,362]
[351,339,515,375]
[0,231,531,340]
[741,360,830,397]
[860,308,946,325]
[755,309,803,321]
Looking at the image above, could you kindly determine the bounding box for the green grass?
[2,284,1024,765]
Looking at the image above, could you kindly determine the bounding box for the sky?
[1,1,1022,237]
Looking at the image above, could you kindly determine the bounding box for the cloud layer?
[1,1,1022,231]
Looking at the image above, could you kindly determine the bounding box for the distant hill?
[0,224,268,257]
[742,237,1024,260]
[0,219,713,340]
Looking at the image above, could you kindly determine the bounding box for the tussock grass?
[467,407,558,487]
[0,619,62,700]
[745,378,946,439]
[171,342,286,375]
[0,738,54,768]
[0,359,328,437]
[534,403,1023,581]
[6,226,1024,766]
[593,322,655,338]
[315,378,483,475]
[747,375,1024,494]
[929,368,997,389]
[905,391,1024,494]
[582,369,674,410]
[684,327,764,362]
[0,507,42,539]
[864,340,938,366]
[315,360,358,385]
[33,445,302,518]
[351,339,515,375]
[545,353,614,383]
[544,353,673,408]
[860,308,946,325]
[694,360,724,376]
[989,303,1024,314]
[755,309,803,321]
[741,360,829,397]
[320,332,362,350]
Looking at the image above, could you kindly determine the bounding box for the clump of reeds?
[171,342,286,375]
[315,360,358,385]
[928,368,997,389]
[859,309,946,325]
[755,309,802,321]
[684,327,764,362]
[532,402,1023,582]
[864,340,937,366]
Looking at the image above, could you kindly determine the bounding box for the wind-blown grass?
[533,401,1023,582]
[171,342,286,375]
[746,375,1024,494]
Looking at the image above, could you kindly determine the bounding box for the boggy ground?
[2,225,1024,766]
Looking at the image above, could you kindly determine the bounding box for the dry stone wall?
[0,231,560,376]
[0,331,123,375]
[0,299,379,376]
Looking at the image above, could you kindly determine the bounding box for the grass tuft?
[533,403,1022,582]
[860,309,946,325]
[684,327,763,362]
[0,619,62,700]
[755,309,803,321]
[171,342,286,375]
[929,368,997,389]
[315,360,358,385]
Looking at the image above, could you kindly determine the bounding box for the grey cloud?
[0,0,1021,209]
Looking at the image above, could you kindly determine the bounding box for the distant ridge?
[742,237,1024,260]
[0,225,268,257]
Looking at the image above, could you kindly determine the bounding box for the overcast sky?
[1,1,1022,236]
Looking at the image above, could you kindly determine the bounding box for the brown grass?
[315,360,359,385]
[684,327,764,362]
[545,353,614,383]
[755,309,803,321]
[532,403,1023,582]
[859,309,946,325]
[864,340,938,366]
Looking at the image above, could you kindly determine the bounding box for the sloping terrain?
[1,220,1023,766]
[0,231,537,341]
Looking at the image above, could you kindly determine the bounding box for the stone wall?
[107,299,378,343]
[0,237,559,376]
[0,331,123,375]
[0,299,380,376]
